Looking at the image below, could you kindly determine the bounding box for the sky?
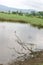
[0,0,43,11]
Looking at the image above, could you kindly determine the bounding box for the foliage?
[0,11,43,28]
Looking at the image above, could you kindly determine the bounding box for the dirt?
[8,51,43,65]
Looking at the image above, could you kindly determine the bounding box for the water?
[0,22,43,64]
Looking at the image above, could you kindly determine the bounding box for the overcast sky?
[0,0,43,11]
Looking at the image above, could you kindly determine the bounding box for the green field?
[0,12,43,28]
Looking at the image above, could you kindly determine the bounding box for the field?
[0,12,43,28]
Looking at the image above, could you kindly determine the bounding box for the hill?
[0,5,36,13]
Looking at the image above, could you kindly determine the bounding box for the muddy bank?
[8,51,43,65]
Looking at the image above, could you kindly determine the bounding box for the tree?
[31,11,36,16]
[8,10,10,14]
[38,11,43,16]
[12,11,16,14]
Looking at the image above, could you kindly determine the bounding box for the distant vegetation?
[0,10,43,17]
[0,10,43,28]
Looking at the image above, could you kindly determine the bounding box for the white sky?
[0,0,43,11]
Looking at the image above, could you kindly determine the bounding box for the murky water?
[0,22,43,65]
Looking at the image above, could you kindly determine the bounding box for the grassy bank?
[0,12,43,28]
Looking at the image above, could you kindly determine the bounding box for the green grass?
[0,12,43,28]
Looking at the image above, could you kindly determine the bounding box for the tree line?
[0,10,43,18]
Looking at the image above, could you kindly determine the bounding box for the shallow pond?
[0,22,43,65]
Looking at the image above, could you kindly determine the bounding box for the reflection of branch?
[14,47,25,55]
[17,39,34,53]
[14,31,37,59]
[15,31,22,43]
[15,31,35,53]
[16,40,33,52]
[16,39,27,50]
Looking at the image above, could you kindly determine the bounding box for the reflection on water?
[0,22,43,64]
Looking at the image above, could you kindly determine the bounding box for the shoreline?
[8,51,43,65]
[0,12,43,28]
[0,18,43,28]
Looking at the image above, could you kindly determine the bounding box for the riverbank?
[0,12,43,28]
[8,51,43,65]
